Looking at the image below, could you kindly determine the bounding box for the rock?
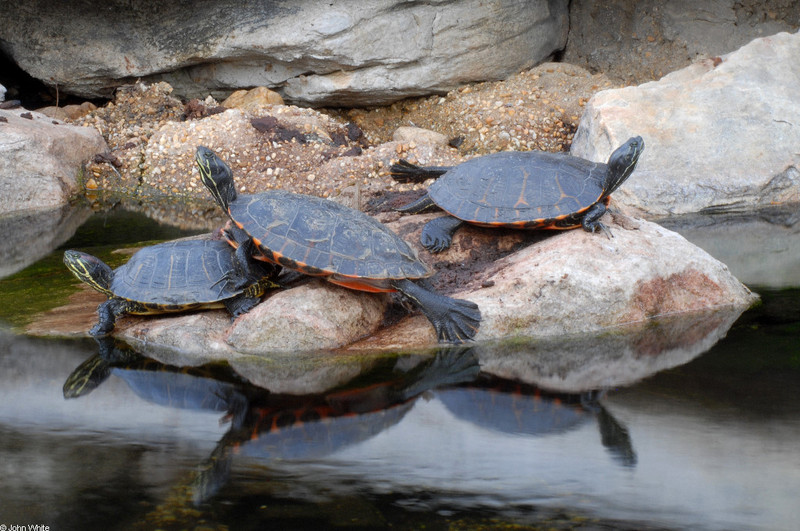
[0,83,5,102]
[564,0,799,84]
[349,211,757,351]
[571,31,800,218]
[83,210,756,357]
[36,102,97,121]
[226,280,388,354]
[0,0,568,106]
[392,126,449,147]
[222,87,285,110]
[0,109,107,215]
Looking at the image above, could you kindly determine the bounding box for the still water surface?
[0,207,798,530]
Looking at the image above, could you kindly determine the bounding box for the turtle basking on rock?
[195,146,481,343]
[391,136,644,252]
[64,238,279,336]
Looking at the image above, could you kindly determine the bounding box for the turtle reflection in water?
[63,339,481,504]
[436,377,637,468]
[63,238,279,336]
[391,136,644,252]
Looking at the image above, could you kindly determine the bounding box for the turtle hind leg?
[421,215,464,252]
[396,193,438,214]
[389,159,452,183]
[392,279,481,343]
[581,202,613,239]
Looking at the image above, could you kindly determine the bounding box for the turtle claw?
[421,234,451,254]
[591,222,614,239]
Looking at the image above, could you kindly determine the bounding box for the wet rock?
[571,31,800,218]
[0,109,107,215]
[1,1,568,106]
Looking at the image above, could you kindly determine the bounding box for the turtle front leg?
[223,277,281,320]
[223,294,260,320]
[581,202,613,239]
[90,298,128,336]
[420,215,465,253]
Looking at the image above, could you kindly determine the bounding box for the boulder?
[102,211,756,357]
[0,83,5,102]
[0,109,107,215]
[0,0,568,106]
[563,0,799,84]
[571,31,800,218]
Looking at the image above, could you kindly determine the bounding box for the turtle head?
[195,146,237,213]
[604,136,644,195]
[63,250,114,297]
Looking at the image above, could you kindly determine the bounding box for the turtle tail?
[389,159,451,183]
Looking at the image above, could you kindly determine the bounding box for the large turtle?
[390,136,644,252]
[64,238,279,336]
[195,146,481,343]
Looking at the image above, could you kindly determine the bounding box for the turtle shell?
[427,151,610,228]
[228,190,431,291]
[110,239,244,307]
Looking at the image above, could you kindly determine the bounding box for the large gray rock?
[0,109,107,215]
[0,0,568,106]
[571,31,800,218]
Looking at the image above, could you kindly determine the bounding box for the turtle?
[390,136,645,252]
[63,238,280,336]
[195,146,481,343]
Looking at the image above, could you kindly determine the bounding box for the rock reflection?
[437,380,636,467]
[474,305,746,392]
[0,203,91,277]
[661,205,800,288]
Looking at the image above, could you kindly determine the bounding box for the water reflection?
[662,205,800,288]
[61,337,639,507]
[0,203,91,277]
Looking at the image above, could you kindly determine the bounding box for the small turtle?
[64,238,279,336]
[195,146,481,343]
[391,136,644,252]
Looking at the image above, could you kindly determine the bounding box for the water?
[0,206,799,530]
